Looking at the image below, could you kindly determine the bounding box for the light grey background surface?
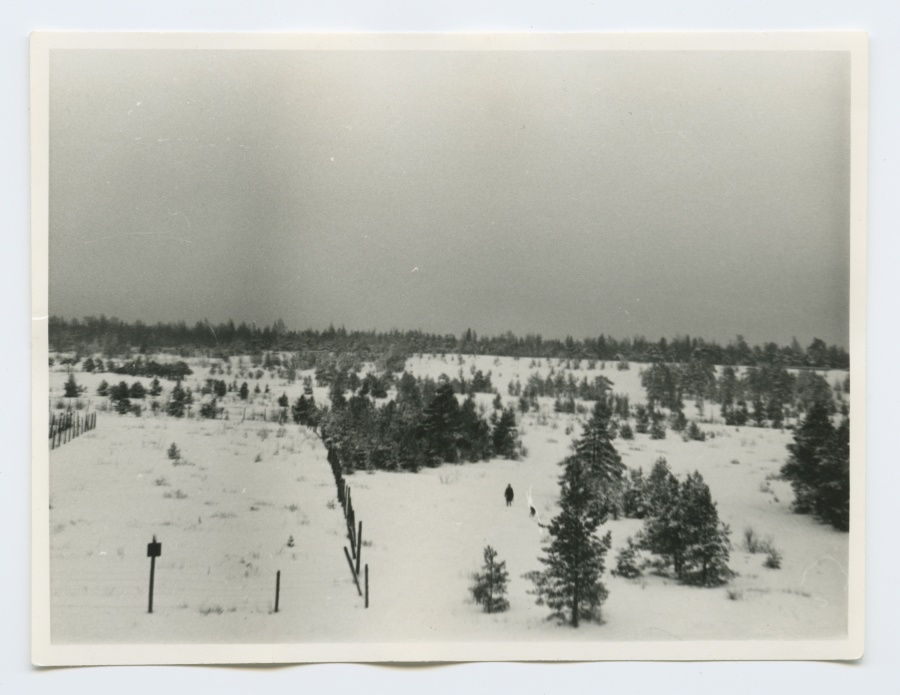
[7,1,899,693]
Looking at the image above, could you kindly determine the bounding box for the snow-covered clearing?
[47,355,849,644]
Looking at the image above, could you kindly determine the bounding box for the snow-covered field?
[46,354,849,644]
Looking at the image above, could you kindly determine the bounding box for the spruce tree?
[527,456,613,627]
[239,382,250,401]
[470,545,510,613]
[149,376,162,397]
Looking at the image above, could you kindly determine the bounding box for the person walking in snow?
[505,484,514,507]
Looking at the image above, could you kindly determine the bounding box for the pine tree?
[109,381,130,403]
[167,380,188,418]
[64,372,80,398]
[239,382,250,401]
[813,417,850,531]
[491,407,520,459]
[752,395,766,427]
[621,467,648,518]
[96,379,109,397]
[638,465,731,585]
[572,400,626,517]
[526,456,613,627]
[470,545,510,613]
[634,405,650,434]
[292,395,310,425]
[638,459,687,577]
[678,472,732,586]
[457,395,492,462]
[199,398,218,419]
[649,418,666,440]
[686,421,706,442]
[612,536,644,579]
[421,381,461,464]
[149,377,162,397]
[669,407,687,433]
[780,401,835,514]
[643,458,679,516]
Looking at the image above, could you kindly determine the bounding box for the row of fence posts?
[327,446,369,608]
[49,411,97,450]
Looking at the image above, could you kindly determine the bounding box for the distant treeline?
[48,316,849,369]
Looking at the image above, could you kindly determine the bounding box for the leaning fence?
[49,411,97,450]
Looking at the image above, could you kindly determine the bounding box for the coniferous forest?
[48,316,849,370]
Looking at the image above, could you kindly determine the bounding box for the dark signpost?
[147,535,162,614]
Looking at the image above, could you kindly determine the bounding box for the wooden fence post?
[275,570,281,613]
[343,547,362,596]
[348,520,356,560]
[355,521,362,576]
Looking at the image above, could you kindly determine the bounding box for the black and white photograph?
[30,32,866,665]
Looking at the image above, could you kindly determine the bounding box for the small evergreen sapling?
[470,545,510,613]
[612,537,645,579]
[686,421,706,442]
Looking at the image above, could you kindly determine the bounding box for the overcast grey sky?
[49,49,850,346]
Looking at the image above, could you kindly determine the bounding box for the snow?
[46,354,849,644]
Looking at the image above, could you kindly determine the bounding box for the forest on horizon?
[47,316,850,370]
